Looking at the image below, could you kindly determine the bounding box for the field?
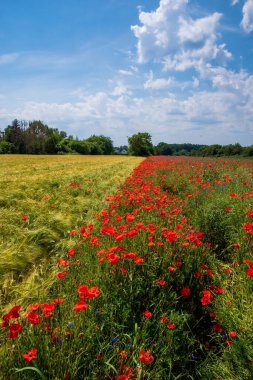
[0,155,143,312]
[1,155,253,379]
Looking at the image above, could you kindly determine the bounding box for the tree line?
[0,119,114,155]
[0,120,252,157]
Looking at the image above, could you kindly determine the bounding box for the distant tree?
[86,135,114,155]
[128,132,154,156]
[243,145,253,156]
[56,139,75,153]
[25,120,49,154]
[4,119,26,153]
[222,143,242,156]
[156,142,173,156]
[70,140,91,154]
[59,131,67,139]
[0,141,15,153]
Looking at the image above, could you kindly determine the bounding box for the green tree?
[4,119,26,153]
[25,120,49,154]
[85,135,114,155]
[128,132,154,156]
[156,142,173,155]
[0,141,15,153]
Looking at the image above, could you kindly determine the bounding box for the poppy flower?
[23,348,38,363]
[8,323,22,339]
[200,290,212,306]
[246,267,253,277]
[139,349,154,364]
[117,375,129,380]
[143,310,152,318]
[57,271,67,278]
[27,312,41,325]
[41,303,55,318]
[181,287,190,298]
[167,323,176,329]
[73,301,88,312]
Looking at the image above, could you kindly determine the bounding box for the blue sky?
[0,0,252,146]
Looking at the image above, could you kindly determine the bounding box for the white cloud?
[178,13,222,43]
[131,0,231,71]
[111,82,132,96]
[117,67,138,76]
[241,0,253,32]
[144,71,174,89]
[231,0,239,5]
[0,53,19,64]
[1,67,251,146]
[131,0,187,64]
[198,64,253,94]
[117,69,134,76]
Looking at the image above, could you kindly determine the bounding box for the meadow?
[0,155,253,379]
[0,155,143,313]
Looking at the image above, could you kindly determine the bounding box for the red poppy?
[181,287,190,298]
[27,303,41,311]
[200,290,212,306]
[57,271,67,278]
[143,310,152,318]
[23,348,38,363]
[117,375,129,380]
[73,301,88,312]
[246,267,253,277]
[8,323,22,339]
[41,303,55,318]
[167,323,176,329]
[139,349,154,364]
[8,305,21,319]
[27,312,41,325]
[68,248,75,257]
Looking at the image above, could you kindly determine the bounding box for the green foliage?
[0,141,15,153]
[86,135,114,155]
[128,132,154,156]
[156,142,173,155]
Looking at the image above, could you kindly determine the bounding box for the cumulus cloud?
[131,0,231,71]
[231,0,239,5]
[131,0,188,63]
[178,13,222,43]
[241,0,253,32]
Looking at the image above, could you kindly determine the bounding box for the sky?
[0,0,253,146]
